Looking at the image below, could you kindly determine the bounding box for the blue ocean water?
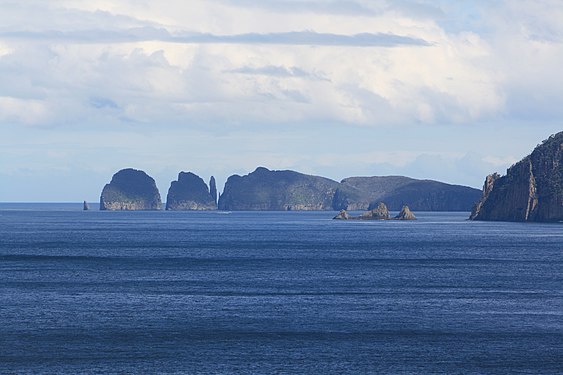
[0,204,562,374]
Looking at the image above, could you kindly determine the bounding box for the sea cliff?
[470,132,563,222]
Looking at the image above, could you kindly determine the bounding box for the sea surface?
[0,203,562,374]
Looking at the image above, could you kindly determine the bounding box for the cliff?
[218,167,340,210]
[165,172,217,210]
[470,132,563,222]
[100,168,162,210]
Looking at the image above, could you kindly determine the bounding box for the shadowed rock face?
[166,172,217,210]
[100,168,162,210]
[470,131,563,222]
[218,167,339,211]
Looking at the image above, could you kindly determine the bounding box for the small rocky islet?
[100,168,162,210]
[333,202,417,221]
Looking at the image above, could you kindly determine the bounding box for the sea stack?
[358,202,390,220]
[165,172,217,210]
[209,176,218,204]
[100,168,162,210]
[394,205,416,220]
[470,131,563,222]
[83,201,89,211]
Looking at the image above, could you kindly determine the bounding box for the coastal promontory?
[218,167,340,210]
[165,172,217,210]
[470,131,563,222]
[100,168,162,210]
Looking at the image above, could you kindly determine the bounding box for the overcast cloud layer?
[1,0,562,201]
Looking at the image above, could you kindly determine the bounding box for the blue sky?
[1,0,562,201]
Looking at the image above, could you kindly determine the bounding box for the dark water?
[0,204,562,374]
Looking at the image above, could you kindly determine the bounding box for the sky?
[1,0,562,201]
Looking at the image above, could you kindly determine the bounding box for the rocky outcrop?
[209,176,218,204]
[218,167,340,210]
[333,203,416,220]
[358,202,390,220]
[470,132,563,222]
[100,168,162,210]
[166,172,217,210]
[395,205,416,220]
[333,210,351,220]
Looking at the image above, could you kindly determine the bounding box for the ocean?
[0,203,562,374]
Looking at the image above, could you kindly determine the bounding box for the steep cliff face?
[470,132,563,222]
[166,172,217,210]
[100,168,162,210]
[218,167,340,210]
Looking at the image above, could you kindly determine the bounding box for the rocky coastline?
[470,131,562,222]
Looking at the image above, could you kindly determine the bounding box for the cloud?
[211,0,377,16]
[228,65,329,81]
[0,28,432,47]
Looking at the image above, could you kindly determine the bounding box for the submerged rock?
[394,205,416,220]
[166,172,217,210]
[100,168,162,210]
[470,131,563,222]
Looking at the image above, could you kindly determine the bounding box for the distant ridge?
[218,167,481,211]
